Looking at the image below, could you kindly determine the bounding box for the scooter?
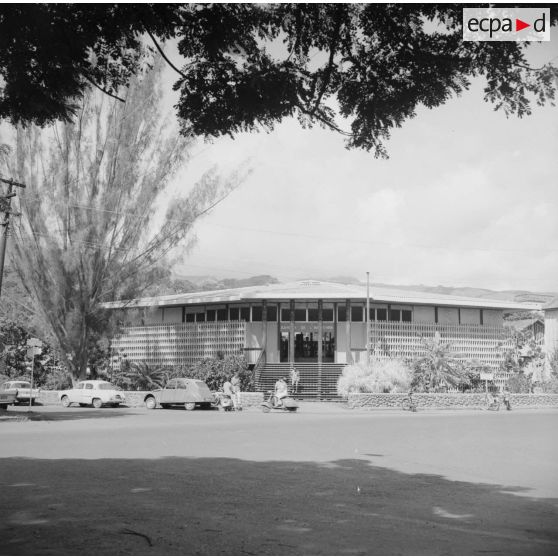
[213,392,234,411]
[261,391,299,413]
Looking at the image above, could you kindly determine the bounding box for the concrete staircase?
[256,362,345,401]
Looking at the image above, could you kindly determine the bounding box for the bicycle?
[401,392,417,412]
[484,394,501,411]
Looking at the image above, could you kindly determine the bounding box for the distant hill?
[169,274,279,293]
[170,273,556,305]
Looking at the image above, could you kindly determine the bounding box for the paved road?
[0,404,557,555]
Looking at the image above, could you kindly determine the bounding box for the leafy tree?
[0,318,54,386]
[410,333,465,392]
[1,63,242,383]
[1,5,557,156]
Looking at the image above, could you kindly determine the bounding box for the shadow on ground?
[0,409,142,422]
[0,456,556,556]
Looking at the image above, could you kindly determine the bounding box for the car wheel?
[92,398,102,409]
[145,396,157,410]
[184,402,196,411]
[61,395,71,408]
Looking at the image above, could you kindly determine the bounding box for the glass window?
[365,308,375,321]
[308,307,319,321]
[281,307,291,322]
[337,306,346,322]
[295,308,306,322]
[389,309,401,322]
[240,307,250,322]
[217,308,227,321]
[186,313,195,323]
[77,383,85,389]
[98,383,117,390]
[252,306,263,321]
[196,312,205,322]
[351,306,363,322]
[377,308,387,321]
[229,307,239,320]
[402,310,412,322]
[206,309,216,321]
[85,383,93,390]
[267,305,277,321]
[322,307,334,322]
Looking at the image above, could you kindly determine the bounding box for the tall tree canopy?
[0,65,241,381]
[0,4,556,156]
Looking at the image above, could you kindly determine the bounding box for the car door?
[160,379,177,405]
[175,378,190,403]
[82,382,95,404]
[71,382,85,404]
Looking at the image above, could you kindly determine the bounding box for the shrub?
[337,358,411,397]
[187,354,253,392]
[507,372,531,393]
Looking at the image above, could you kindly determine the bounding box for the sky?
[164,23,558,294]
[5,8,556,295]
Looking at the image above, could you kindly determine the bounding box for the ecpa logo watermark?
[463,7,550,42]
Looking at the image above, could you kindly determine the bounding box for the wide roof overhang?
[102,280,541,312]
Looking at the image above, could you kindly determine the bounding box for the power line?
[16,195,558,256]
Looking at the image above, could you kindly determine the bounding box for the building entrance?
[279,324,335,363]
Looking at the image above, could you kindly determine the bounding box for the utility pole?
[366,271,371,366]
[0,176,26,297]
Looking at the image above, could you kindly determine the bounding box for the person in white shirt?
[274,377,289,406]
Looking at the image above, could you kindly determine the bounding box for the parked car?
[143,378,214,410]
[59,380,126,409]
[0,386,17,410]
[0,381,40,405]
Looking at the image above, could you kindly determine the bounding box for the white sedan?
[59,380,126,409]
[0,381,40,405]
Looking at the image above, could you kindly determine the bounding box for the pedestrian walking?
[231,372,242,411]
[503,389,512,411]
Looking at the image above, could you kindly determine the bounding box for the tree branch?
[145,28,188,79]
[83,75,125,103]
[310,8,343,116]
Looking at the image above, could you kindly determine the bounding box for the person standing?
[289,365,300,395]
[231,372,242,411]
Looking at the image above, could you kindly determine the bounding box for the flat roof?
[102,280,541,312]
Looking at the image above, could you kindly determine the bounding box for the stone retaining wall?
[36,390,264,408]
[347,392,558,410]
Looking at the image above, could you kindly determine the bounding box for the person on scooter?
[274,377,289,407]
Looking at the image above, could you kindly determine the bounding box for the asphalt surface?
[0,403,557,555]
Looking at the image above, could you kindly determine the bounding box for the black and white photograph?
[0,3,557,556]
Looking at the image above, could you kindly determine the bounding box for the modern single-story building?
[104,280,540,399]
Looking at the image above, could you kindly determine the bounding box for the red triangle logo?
[516,18,530,32]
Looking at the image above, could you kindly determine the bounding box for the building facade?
[104,281,540,397]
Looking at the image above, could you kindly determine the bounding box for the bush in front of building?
[186,354,254,392]
[337,359,412,397]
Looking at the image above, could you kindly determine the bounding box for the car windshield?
[97,383,117,390]
[14,382,31,388]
